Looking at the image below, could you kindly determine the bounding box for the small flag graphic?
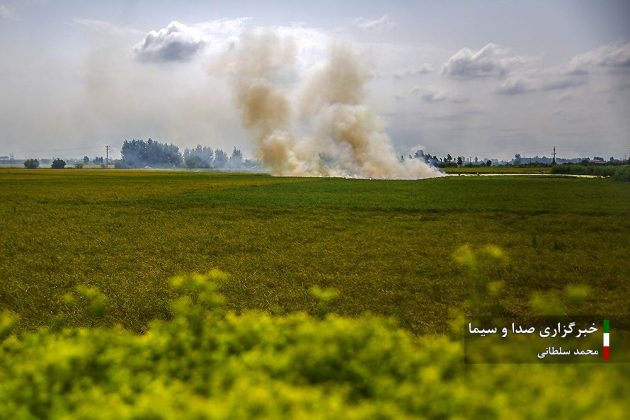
[603,319,610,361]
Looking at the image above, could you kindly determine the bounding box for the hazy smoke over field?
[221,31,441,179]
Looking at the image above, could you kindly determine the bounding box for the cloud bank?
[568,41,630,74]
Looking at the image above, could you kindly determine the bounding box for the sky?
[0,0,629,161]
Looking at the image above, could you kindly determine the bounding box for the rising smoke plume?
[221,31,441,179]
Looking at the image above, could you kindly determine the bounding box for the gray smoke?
[222,31,441,179]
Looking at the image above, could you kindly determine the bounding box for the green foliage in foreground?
[0,271,628,419]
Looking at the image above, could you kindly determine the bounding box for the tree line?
[117,139,255,169]
[406,150,492,168]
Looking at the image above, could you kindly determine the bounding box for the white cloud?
[411,87,466,103]
[73,18,144,36]
[495,75,536,95]
[193,17,252,35]
[438,43,601,96]
[132,19,329,70]
[0,4,12,20]
[568,41,630,74]
[441,43,521,78]
[494,71,587,95]
[134,21,206,62]
[352,14,396,31]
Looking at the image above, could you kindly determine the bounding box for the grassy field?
[1,169,629,334]
[443,166,551,174]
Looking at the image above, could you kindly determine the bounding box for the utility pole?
[105,145,110,167]
[552,146,556,165]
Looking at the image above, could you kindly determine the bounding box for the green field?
[443,166,551,174]
[1,169,628,333]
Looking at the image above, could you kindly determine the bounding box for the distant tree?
[74,163,84,169]
[513,154,521,165]
[113,160,128,169]
[183,145,213,168]
[457,156,463,166]
[51,158,66,169]
[229,147,243,167]
[93,156,104,164]
[185,154,203,169]
[83,156,90,164]
[120,138,182,168]
[24,159,39,169]
[214,149,228,168]
[486,159,492,166]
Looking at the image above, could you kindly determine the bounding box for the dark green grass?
[1,169,629,334]
[443,166,551,174]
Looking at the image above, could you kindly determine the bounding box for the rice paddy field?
[1,168,628,333]
[442,166,551,174]
[1,168,630,417]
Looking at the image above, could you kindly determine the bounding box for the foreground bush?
[0,271,628,419]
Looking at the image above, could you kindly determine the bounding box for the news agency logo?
[464,317,627,364]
